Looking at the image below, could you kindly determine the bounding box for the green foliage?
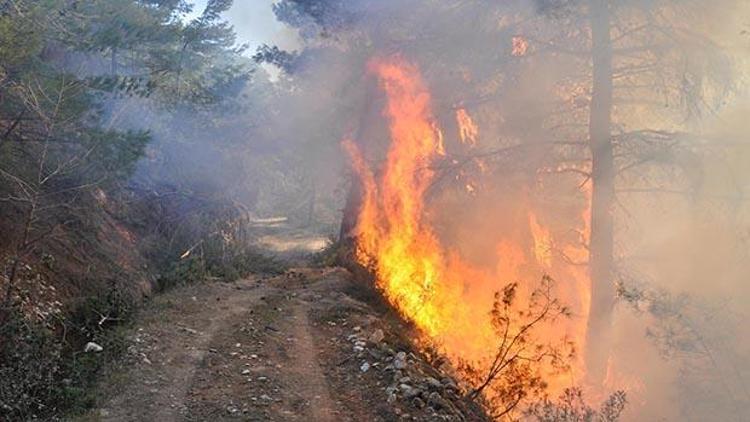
[156,255,207,292]
[0,307,62,419]
[0,281,136,420]
[156,245,286,292]
[0,1,272,419]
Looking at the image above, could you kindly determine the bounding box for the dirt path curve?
[84,269,373,422]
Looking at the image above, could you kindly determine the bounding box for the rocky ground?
[75,266,487,421]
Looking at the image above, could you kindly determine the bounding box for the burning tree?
[507,0,740,382]
[264,0,748,418]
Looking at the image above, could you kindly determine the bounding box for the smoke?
[106,0,750,419]
[246,0,750,419]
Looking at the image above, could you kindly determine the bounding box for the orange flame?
[346,56,591,398]
[529,211,553,269]
[456,108,479,146]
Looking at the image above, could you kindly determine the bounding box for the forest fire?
[4,1,749,420]
[345,56,595,406]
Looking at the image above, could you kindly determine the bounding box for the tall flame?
[345,56,591,396]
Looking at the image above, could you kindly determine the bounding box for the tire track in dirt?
[283,302,338,421]
[87,271,359,422]
[91,279,273,421]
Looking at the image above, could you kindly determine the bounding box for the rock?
[441,377,458,391]
[242,369,251,375]
[260,394,273,401]
[394,351,407,369]
[367,348,384,360]
[427,392,446,409]
[387,392,397,403]
[353,345,365,353]
[424,377,443,390]
[84,342,103,353]
[360,362,371,372]
[400,384,421,399]
[412,397,426,409]
[368,328,385,343]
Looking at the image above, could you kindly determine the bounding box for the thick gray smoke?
[251,1,750,420]
[125,0,750,419]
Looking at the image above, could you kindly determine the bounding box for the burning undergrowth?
[342,55,605,416]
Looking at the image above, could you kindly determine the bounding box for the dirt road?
[80,269,356,421]
[80,263,485,422]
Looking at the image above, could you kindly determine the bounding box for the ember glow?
[345,56,594,396]
[456,108,479,146]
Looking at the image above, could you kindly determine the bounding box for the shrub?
[0,307,62,419]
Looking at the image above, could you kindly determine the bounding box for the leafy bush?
[0,282,136,420]
[0,307,62,419]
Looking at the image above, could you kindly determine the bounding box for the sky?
[186,0,300,53]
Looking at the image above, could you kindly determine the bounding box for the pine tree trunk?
[586,0,616,384]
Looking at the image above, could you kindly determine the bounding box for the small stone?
[360,362,370,372]
[427,391,450,410]
[84,342,103,353]
[368,329,385,343]
[260,394,272,401]
[399,384,418,399]
[441,378,458,391]
[424,377,443,390]
[394,351,407,369]
[242,369,251,375]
